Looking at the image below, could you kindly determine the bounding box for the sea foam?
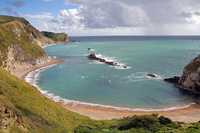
[24,66,195,112]
[90,54,131,70]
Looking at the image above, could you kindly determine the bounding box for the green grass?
[0,68,200,133]
[41,31,68,42]
[0,68,101,133]
[1,15,200,133]
[0,15,29,24]
[0,15,45,66]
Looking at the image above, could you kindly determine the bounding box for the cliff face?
[179,55,200,94]
[0,16,54,76]
[165,54,200,95]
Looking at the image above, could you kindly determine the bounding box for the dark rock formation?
[147,74,157,78]
[178,55,200,95]
[88,54,127,68]
[164,76,180,84]
[165,55,200,95]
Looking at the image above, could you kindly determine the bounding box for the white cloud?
[184,11,200,25]
[23,8,84,33]
[24,12,53,19]
[23,0,200,35]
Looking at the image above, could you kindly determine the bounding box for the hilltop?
[0,15,68,76]
[42,31,69,43]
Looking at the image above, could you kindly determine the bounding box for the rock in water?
[164,55,200,95]
[147,73,157,78]
[164,76,180,84]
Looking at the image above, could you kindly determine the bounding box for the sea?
[29,36,200,109]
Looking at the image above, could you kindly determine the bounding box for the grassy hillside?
[41,31,68,42]
[1,68,200,133]
[0,15,47,67]
[0,68,100,133]
[1,15,200,133]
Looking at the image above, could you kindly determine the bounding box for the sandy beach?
[62,101,200,123]
[21,57,200,123]
[20,58,63,79]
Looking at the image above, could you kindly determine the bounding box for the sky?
[1,0,200,36]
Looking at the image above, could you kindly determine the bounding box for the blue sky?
[1,0,200,36]
[0,0,78,16]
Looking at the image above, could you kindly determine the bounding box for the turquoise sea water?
[37,37,200,109]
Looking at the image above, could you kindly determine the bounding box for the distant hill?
[42,31,69,43]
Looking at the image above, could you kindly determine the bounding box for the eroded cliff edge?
[0,15,68,77]
[165,54,200,95]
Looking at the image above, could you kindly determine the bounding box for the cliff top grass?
[0,15,45,66]
[0,15,29,25]
[41,31,68,42]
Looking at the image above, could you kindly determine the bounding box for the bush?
[117,115,160,132]
[159,116,172,125]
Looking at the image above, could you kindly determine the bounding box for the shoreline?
[21,58,63,79]
[63,101,200,123]
[23,58,200,123]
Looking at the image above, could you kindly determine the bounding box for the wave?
[145,73,163,80]
[38,90,195,112]
[90,54,131,70]
[124,72,163,82]
[42,43,57,48]
[25,64,57,87]
[24,67,195,112]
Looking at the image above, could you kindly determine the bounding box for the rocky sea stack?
[165,54,200,95]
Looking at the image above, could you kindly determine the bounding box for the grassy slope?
[0,15,45,66]
[1,15,200,133]
[0,68,102,133]
[1,67,200,133]
[0,16,29,24]
[41,31,68,42]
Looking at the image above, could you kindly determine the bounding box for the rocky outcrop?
[0,105,25,131]
[0,16,54,46]
[165,55,200,95]
[0,15,66,76]
[178,55,200,94]
[3,45,50,77]
[0,17,46,75]
[164,76,180,84]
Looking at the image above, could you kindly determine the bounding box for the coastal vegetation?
[0,15,69,76]
[0,69,200,133]
[41,31,68,43]
[0,15,46,66]
[1,15,200,133]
